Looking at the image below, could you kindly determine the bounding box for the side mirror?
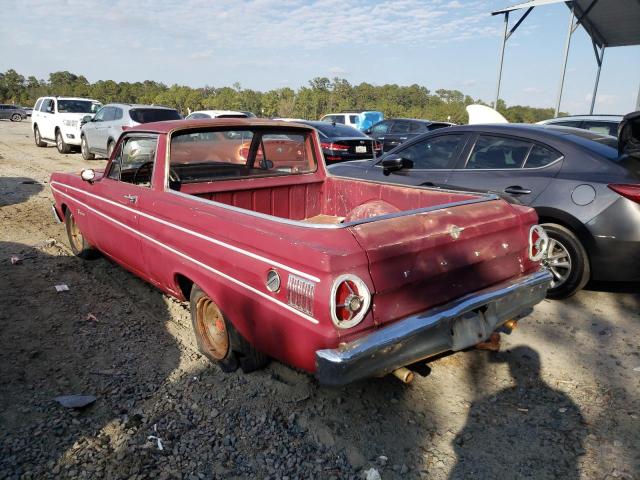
[81,115,93,125]
[382,156,413,176]
[80,169,96,183]
[364,128,372,135]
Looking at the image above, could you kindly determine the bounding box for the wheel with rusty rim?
[189,285,268,373]
[65,208,99,259]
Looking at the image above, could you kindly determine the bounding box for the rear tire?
[65,208,99,259]
[81,135,95,160]
[190,285,269,373]
[56,129,71,154]
[11,113,22,122]
[34,126,46,147]
[542,223,590,299]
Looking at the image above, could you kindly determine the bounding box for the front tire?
[81,135,95,160]
[34,126,46,147]
[56,129,71,154]
[11,113,22,122]
[65,208,99,259]
[542,223,590,299]
[190,285,268,373]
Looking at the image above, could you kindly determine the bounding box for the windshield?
[57,100,101,114]
[130,108,181,123]
[313,122,368,138]
[169,127,317,186]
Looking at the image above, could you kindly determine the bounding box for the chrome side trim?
[166,189,499,230]
[315,269,552,385]
[49,181,319,282]
[51,204,63,224]
[50,184,319,325]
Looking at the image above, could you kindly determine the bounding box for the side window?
[34,99,43,111]
[524,145,562,168]
[107,136,157,187]
[102,107,116,122]
[113,108,123,121]
[549,120,580,128]
[371,121,391,134]
[41,99,54,113]
[409,122,424,133]
[330,115,345,124]
[93,107,106,122]
[397,134,464,169]
[465,135,532,169]
[349,115,359,124]
[582,121,615,136]
[390,121,411,134]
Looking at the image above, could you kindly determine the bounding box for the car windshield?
[130,108,181,123]
[313,123,368,139]
[57,100,101,113]
[169,127,317,185]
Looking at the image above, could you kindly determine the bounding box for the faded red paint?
[50,119,543,373]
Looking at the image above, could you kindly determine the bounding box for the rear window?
[314,123,368,138]
[130,108,181,123]
[169,128,317,185]
[57,100,101,113]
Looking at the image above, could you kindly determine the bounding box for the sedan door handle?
[504,186,532,195]
[123,194,138,203]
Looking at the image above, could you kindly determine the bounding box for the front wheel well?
[175,274,194,301]
[535,208,595,259]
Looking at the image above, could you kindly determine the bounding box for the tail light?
[374,141,382,152]
[608,184,640,204]
[321,142,349,151]
[529,225,548,262]
[326,155,342,162]
[330,274,371,329]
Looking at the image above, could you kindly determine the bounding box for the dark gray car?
[329,119,640,299]
[0,104,28,121]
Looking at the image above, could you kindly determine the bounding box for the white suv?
[32,96,102,153]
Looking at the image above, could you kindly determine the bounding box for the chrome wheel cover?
[545,238,572,288]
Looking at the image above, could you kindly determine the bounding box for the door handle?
[399,137,407,140]
[378,137,385,140]
[123,194,138,203]
[504,186,532,195]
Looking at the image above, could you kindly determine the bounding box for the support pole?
[494,12,509,109]
[589,46,605,115]
[555,9,575,117]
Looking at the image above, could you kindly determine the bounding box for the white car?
[185,110,248,120]
[320,111,384,131]
[32,96,102,153]
[536,115,623,137]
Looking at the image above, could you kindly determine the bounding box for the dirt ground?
[0,119,638,480]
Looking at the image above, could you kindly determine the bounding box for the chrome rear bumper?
[315,269,552,386]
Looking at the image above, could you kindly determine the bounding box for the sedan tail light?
[374,141,382,152]
[330,274,371,329]
[608,184,640,204]
[321,142,349,151]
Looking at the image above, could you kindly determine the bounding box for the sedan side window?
[465,135,532,169]
[524,145,562,168]
[390,121,411,134]
[93,107,107,122]
[581,121,617,136]
[107,136,157,187]
[102,107,116,122]
[396,134,464,169]
[371,121,391,134]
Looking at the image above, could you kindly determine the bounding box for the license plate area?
[355,145,367,153]
[450,308,494,351]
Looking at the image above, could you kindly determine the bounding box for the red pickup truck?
[50,119,552,385]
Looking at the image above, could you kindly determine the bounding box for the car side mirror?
[364,128,372,135]
[382,156,413,176]
[80,169,96,183]
[81,115,92,125]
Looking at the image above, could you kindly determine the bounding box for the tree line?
[0,69,557,124]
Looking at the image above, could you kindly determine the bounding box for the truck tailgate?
[348,199,533,326]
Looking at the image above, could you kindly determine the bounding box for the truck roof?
[128,118,316,134]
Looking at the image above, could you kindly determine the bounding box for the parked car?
[0,104,28,121]
[365,118,453,152]
[294,120,381,163]
[32,96,102,153]
[49,118,551,385]
[320,111,384,131]
[20,106,33,117]
[537,115,623,137]
[329,120,640,298]
[185,110,248,120]
[80,103,181,160]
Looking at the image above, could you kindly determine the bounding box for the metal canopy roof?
[491,0,640,115]
[492,0,640,48]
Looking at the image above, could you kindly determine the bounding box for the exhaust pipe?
[392,367,414,384]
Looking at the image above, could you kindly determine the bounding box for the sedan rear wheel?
[10,113,22,122]
[542,223,590,299]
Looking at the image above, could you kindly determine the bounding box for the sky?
[1,0,639,115]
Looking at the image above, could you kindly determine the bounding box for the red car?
[50,119,552,385]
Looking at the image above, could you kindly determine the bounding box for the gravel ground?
[0,120,639,480]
